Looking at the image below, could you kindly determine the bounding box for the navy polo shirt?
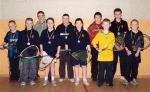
[17,29,40,54]
[124,30,144,52]
[69,28,90,52]
[110,19,129,37]
[40,29,58,57]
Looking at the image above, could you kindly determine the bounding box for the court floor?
[0,77,150,92]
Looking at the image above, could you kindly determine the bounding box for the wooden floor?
[0,77,150,92]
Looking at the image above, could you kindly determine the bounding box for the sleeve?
[91,33,100,46]
[55,26,63,47]
[34,31,40,48]
[40,31,44,45]
[87,25,95,41]
[16,31,23,54]
[124,21,129,33]
[107,33,115,50]
[110,22,114,33]
[4,32,9,43]
[124,31,130,49]
[140,32,144,49]
[85,31,90,45]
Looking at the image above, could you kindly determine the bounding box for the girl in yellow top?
[92,18,115,87]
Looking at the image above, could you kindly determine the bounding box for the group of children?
[0,8,144,87]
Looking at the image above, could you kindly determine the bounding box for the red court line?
[82,84,89,92]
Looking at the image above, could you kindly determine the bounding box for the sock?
[44,76,48,81]
[76,77,80,81]
[83,78,87,82]
[51,76,54,81]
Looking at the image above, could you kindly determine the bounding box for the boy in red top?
[87,12,103,81]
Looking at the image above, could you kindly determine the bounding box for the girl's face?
[75,21,83,30]
[25,20,33,29]
[102,21,111,30]
[131,21,139,31]
[47,20,54,29]
[8,22,16,31]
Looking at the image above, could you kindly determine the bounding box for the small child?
[70,18,91,86]
[18,18,40,86]
[92,18,115,87]
[124,19,144,86]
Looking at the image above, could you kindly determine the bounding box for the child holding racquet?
[18,18,40,86]
[70,18,91,86]
[40,17,60,86]
[92,18,115,87]
[0,20,20,81]
[124,19,144,86]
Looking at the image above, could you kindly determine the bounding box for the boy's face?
[75,21,83,29]
[131,21,139,30]
[26,20,33,29]
[114,11,122,19]
[94,15,102,23]
[37,13,45,21]
[47,20,54,29]
[62,16,70,24]
[102,21,111,30]
[8,22,16,31]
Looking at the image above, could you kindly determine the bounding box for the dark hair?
[102,18,111,24]
[25,18,33,23]
[114,8,122,14]
[46,17,55,23]
[37,11,45,15]
[75,18,83,24]
[8,20,16,24]
[75,18,84,30]
[62,13,70,17]
[131,19,139,24]
[94,12,102,18]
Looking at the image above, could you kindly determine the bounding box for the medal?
[76,30,83,44]
[27,42,30,46]
[77,40,80,43]
[27,30,32,46]
[65,36,68,39]
[47,30,54,44]
[117,32,120,36]
[48,41,51,44]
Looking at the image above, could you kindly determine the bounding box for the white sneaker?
[30,81,36,86]
[43,80,49,86]
[122,79,129,86]
[20,82,26,86]
[83,80,89,86]
[52,80,57,86]
[130,79,138,86]
[75,79,80,86]
[59,78,65,82]
[68,78,74,82]
[120,76,126,81]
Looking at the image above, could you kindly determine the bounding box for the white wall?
[1,0,150,20]
[0,0,2,19]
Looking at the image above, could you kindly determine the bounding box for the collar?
[114,18,123,23]
[48,28,54,32]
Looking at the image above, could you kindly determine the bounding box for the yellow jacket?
[92,31,115,62]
